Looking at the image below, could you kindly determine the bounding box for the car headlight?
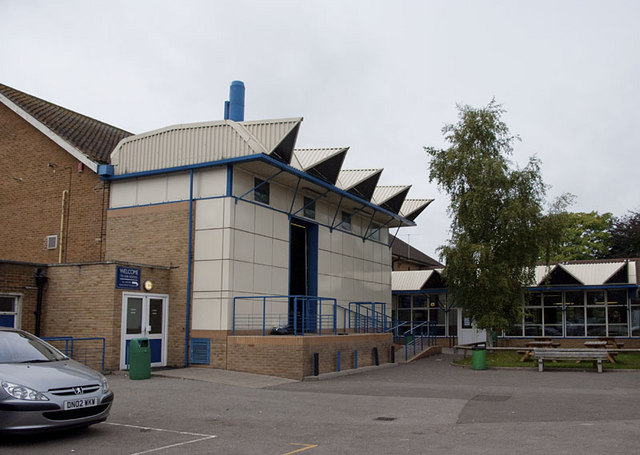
[1,381,49,401]
[101,375,110,393]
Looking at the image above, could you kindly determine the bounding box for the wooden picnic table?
[519,340,561,362]
[599,337,624,349]
[584,340,618,363]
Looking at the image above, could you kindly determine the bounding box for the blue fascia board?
[104,153,416,227]
[526,284,638,292]
[392,289,449,295]
[392,284,638,295]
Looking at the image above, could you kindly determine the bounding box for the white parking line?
[106,422,217,455]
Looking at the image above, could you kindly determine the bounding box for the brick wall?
[0,261,42,332]
[0,104,108,264]
[227,334,394,380]
[190,329,230,369]
[43,263,171,371]
[106,202,191,369]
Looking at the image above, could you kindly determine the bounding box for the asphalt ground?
[2,353,640,454]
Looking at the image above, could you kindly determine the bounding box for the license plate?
[64,397,98,410]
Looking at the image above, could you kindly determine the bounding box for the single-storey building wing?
[392,259,640,347]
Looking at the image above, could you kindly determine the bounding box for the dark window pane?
[631,307,640,336]
[413,295,427,308]
[149,299,164,334]
[126,298,143,335]
[303,197,315,219]
[0,297,15,312]
[254,178,270,205]
[341,212,352,231]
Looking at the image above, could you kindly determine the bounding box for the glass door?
[120,293,168,370]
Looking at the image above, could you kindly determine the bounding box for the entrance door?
[289,219,318,332]
[120,293,168,370]
[457,309,487,345]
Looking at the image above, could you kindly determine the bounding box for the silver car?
[0,328,114,433]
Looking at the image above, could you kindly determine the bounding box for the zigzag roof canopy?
[372,185,411,214]
[400,199,434,221]
[336,169,382,201]
[290,147,348,185]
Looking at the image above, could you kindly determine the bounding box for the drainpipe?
[59,190,68,263]
[34,268,48,337]
[185,169,194,366]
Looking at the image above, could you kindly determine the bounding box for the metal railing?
[347,302,388,333]
[232,295,338,336]
[42,336,106,372]
[403,321,437,361]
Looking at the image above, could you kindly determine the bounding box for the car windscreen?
[0,331,67,363]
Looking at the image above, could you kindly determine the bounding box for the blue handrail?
[42,337,106,372]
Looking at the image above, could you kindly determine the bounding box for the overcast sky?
[2,0,639,260]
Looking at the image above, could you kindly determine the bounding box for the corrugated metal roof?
[110,118,302,175]
[372,186,410,205]
[400,199,434,221]
[372,185,411,214]
[395,261,637,292]
[535,261,633,286]
[336,169,381,190]
[392,270,436,291]
[291,148,346,170]
[290,147,348,185]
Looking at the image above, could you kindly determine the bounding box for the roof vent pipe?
[224,80,245,121]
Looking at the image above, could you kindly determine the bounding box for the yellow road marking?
[281,443,318,455]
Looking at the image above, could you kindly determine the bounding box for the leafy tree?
[425,100,564,344]
[546,211,612,261]
[609,210,640,258]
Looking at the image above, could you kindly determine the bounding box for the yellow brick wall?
[0,104,108,264]
[106,202,191,368]
[43,263,171,371]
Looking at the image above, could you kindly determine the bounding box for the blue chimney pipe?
[224,80,245,121]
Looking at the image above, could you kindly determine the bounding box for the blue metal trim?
[226,165,233,197]
[236,169,284,202]
[330,195,344,232]
[392,289,450,295]
[526,284,638,292]
[291,189,330,218]
[289,177,302,216]
[184,169,194,367]
[105,153,416,226]
[104,154,266,181]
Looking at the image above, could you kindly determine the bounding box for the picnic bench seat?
[533,348,611,373]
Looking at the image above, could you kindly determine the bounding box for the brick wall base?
[226,333,394,380]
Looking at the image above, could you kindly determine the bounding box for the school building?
[0,81,432,379]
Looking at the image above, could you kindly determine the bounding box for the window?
[370,222,380,241]
[341,211,351,231]
[254,178,270,205]
[303,197,315,219]
[0,296,19,328]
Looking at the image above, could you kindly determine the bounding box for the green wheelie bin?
[128,338,151,380]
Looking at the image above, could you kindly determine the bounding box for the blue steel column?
[184,169,194,366]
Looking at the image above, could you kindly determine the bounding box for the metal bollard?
[337,351,341,372]
[354,349,358,369]
[313,352,319,376]
[372,347,379,366]
[390,345,395,363]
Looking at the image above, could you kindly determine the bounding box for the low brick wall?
[226,333,394,380]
